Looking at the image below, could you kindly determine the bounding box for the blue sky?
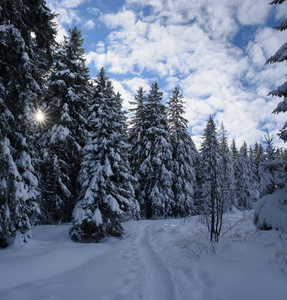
[46,0,287,148]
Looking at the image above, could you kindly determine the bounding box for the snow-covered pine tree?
[200,116,224,242]
[237,141,258,209]
[128,87,148,212]
[253,142,264,181]
[138,83,174,219]
[257,0,287,229]
[279,148,287,173]
[193,153,204,215]
[70,68,138,243]
[249,145,255,175]
[218,123,236,210]
[230,139,240,207]
[0,136,14,248]
[266,0,287,141]
[0,0,56,246]
[167,87,197,217]
[0,75,13,247]
[230,139,238,161]
[282,148,287,161]
[259,134,286,197]
[248,145,259,186]
[0,137,40,247]
[40,27,92,223]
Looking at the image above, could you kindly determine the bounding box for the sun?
[35,110,45,123]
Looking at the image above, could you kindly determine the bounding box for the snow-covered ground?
[0,210,286,300]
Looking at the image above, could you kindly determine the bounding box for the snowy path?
[0,220,187,300]
[137,222,179,299]
[120,221,180,299]
[0,213,287,300]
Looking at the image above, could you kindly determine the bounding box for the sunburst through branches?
[32,106,51,132]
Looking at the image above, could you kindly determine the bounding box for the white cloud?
[55,22,68,43]
[59,0,87,9]
[46,0,83,43]
[125,0,164,13]
[84,19,95,30]
[85,50,106,70]
[247,27,287,63]
[87,7,101,16]
[110,79,134,110]
[245,27,287,90]
[164,77,181,91]
[100,9,136,29]
[274,0,287,20]
[121,77,151,94]
[236,0,271,25]
[48,0,287,148]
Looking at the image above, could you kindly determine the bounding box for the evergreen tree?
[0,136,40,247]
[138,82,174,219]
[280,148,287,172]
[0,0,56,246]
[259,134,286,197]
[167,87,197,217]
[248,144,261,192]
[253,142,264,181]
[230,139,238,161]
[128,87,148,209]
[0,137,15,248]
[194,153,204,215]
[70,68,138,243]
[200,116,224,242]
[218,123,236,210]
[230,139,240,207]
[266,0,287,141]
[237,141,258,209]
[40,27,92,223]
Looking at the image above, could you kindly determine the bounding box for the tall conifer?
[70,68,138,242]
[167,87,197,217]
[128,87,148,212]
[218,123,235,210]
[0,0,56,246]
[200,116,224,242]
[259,134,286,197]
[237,142,258,209]
[139,83,174,219]
[40,27,92,222]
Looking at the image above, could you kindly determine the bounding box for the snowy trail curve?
[1,215,287,300]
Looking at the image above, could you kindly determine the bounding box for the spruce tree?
[200,116,224,242]
[281,148,287,172]
[0,137,15,247]
[259,134,286,197]
[253,142,264,181]
[230,139,240,207]
[0,0,56,246]
[70,68,138,243]
[128,87,148,211]
[194,153,204,215]
[237,141,258,209]
[40,27,92,223]
[218,123,236,210]
[138,82,174,219]
[167,87,197,217]
[266,0,287,141]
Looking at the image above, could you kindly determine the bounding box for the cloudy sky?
[46,0,287,149]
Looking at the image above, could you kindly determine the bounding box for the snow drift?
[254,184,287,232]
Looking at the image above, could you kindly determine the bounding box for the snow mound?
[254,184,287,232]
